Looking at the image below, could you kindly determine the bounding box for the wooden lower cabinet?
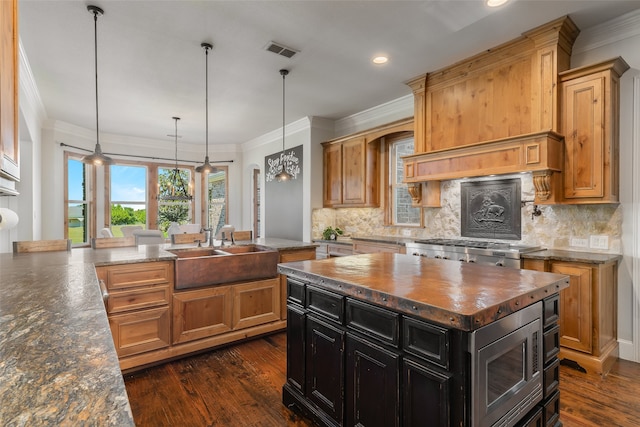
[97,261,174,359]
[109,306,171,358]
[172,286,233,344]
[352,240,406,255]
[523,257,618,374]
[233,278,280,329]
[98,255,298,372]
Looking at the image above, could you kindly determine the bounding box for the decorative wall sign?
[265,146,302,182]
[461,178,521,240]
[264,144,303,240]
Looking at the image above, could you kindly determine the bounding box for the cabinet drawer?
[543,294,560,329]
[98,261,174,291]
[403,316,450,370]
[543,390,560,427]
[107,285,171,314]
[287,278,306,306]
[346,298,399,347]
[306,285,344,324]
[543,358,560,399]
[516,407,542,427]
[543,324,560,366]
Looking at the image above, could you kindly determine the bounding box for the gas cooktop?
[412,238,541,253]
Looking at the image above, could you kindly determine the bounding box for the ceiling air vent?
[264,41,299,59]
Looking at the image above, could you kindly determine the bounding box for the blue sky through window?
[68,159,85,201]
[111,165,146,207]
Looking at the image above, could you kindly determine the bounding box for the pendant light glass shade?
[83,5,113,166]
[158,117,193,201]
[275,69,293,182]
[195,42,218,174]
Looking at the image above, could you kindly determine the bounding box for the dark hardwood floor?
[124,333,640,426]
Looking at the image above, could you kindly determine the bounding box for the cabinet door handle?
[99,279,109,309]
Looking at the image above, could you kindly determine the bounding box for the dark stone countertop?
[279,253,569,331]
[0,238,314,425]
[522,249,622,264]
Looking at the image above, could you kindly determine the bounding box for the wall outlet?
[590,235,609,250]
[570,237,589,248]
[401,229,412,237]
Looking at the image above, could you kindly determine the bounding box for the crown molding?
[334,94,413,138]
[573,8,640,54]
[241,116,312,152]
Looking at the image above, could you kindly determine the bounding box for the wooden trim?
[13,239,72,253]
[322,117,414,146]
[91,236,136,249]
[253,168,260,238]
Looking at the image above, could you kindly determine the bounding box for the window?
[157,166,193,232]
[109,164,148,236]
[389,137,421,226]
[205,168,228,235]
[66,154,93,245]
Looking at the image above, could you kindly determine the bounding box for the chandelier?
[158,117,192,201]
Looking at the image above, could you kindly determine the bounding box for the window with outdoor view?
[110,164,147,236]
[390,137,421,226]
[67,156,91,245]
[206,168,227,235]
[157,166,193,233]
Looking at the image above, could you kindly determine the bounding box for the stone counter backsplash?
[312,173,622,253]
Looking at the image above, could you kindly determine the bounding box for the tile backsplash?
[312,173,622,253]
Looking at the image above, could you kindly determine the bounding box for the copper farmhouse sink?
[169,245,279,289]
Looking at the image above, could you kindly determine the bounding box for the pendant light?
[275,69,293,182]
[82,5,113,166]
[195,42,217,174]
[158,117,193,201]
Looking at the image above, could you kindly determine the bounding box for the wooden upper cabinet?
[323,136,379,208]
[0,0,19,188]
[560,57,629,203]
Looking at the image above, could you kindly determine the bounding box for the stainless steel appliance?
[405,238,542,269]
[468,301,543,427]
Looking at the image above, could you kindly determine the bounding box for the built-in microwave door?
[470,302,543,427]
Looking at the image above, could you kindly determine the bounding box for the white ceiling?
[19,0,640,148]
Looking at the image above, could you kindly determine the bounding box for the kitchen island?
[278,253,570,427]
[0,238,315,426]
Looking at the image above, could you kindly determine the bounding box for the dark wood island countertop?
[278,253,569,331]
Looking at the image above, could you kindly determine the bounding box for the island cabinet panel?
[346,333,400,427]
[172,286,233,344]
[279,248,316,320]
[283,279,462,427]
[402,357,450,427]
[306,315,345,424]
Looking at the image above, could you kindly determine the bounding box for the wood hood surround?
[402,16,627,206]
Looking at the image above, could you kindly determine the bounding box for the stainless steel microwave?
[469,301,543,427]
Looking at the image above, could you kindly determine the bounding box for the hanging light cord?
[281,70,286,152]
[205,45,209,159]
[92,8,101,149]
[173,117,179,170]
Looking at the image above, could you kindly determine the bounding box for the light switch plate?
[590,235,609,250]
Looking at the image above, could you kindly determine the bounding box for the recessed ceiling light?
[486,0,509,7]
[372,55,388,65]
